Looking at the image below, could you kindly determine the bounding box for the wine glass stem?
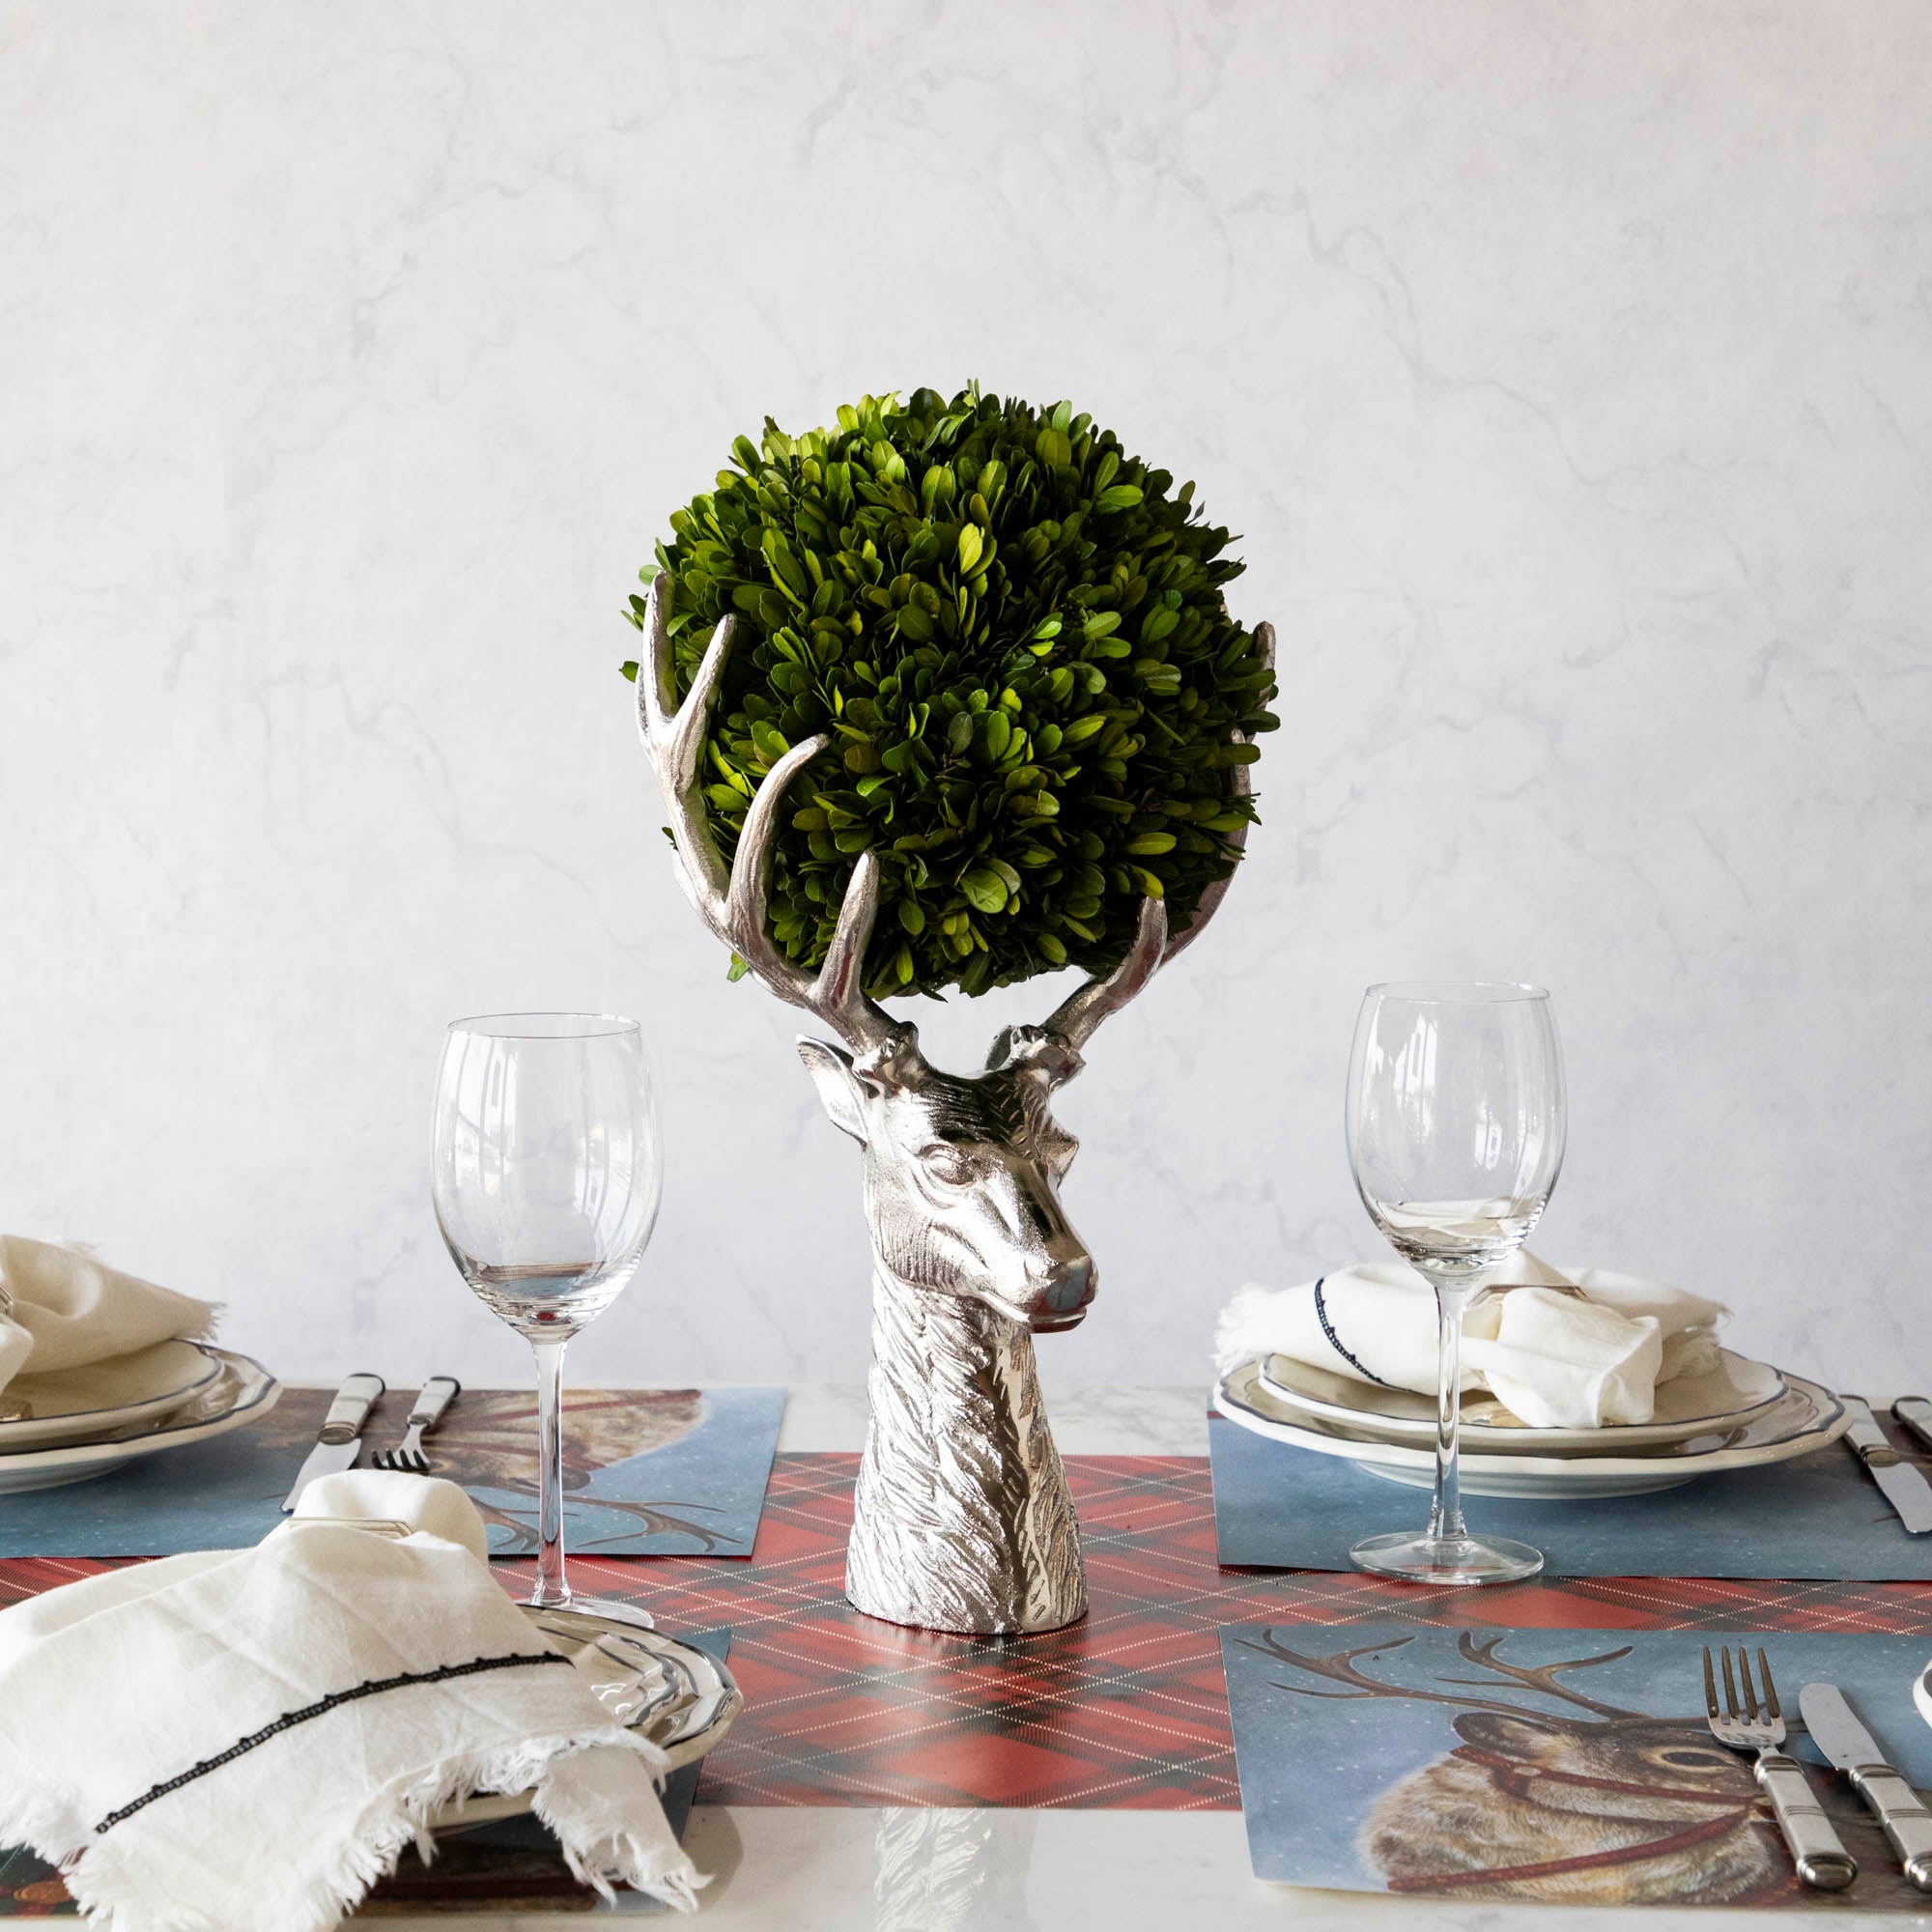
[1426,1275,1473,1547]
[529,1334,571,1607]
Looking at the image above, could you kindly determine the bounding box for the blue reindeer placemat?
[1223,1621,1932,1910]
[0,1386,785,1559]
[1208,1413,1932,1580]
[0,1631,732,1918]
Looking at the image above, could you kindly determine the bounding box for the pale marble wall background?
[5,1,1929,1397]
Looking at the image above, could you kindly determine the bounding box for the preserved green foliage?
[623,384,1277,999]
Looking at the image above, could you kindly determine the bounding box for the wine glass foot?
[517,1591,657,1631]
[569,1593,656,1631]
[1349,1528,1544,1587]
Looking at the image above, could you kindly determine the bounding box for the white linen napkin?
[1214,1252,1727,1429]
[0,1236,217,1392]
[0,1472,703,1931]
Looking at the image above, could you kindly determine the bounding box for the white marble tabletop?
[360,1385,1932,1930]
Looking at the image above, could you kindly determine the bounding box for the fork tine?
[1702,1647,1720,1719]
[1741,1646,1762,1719]
[1757,1648,1781,1720]
[1720,1646,1740,1717]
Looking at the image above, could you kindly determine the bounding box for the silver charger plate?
[0,1339,225,1450]
[0,1350,279,1492]
[433,1604,742,1831]
[1217,1356,1850,1498]
[1256,1347,1787,1454]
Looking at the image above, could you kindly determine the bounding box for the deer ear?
[796,1037,870,1144]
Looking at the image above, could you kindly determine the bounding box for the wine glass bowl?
[432,1012,662,1608]
[1345,981,1566,1586]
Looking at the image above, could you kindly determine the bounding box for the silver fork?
[371,1377,461,1473]
[1702,1644,1857,1889]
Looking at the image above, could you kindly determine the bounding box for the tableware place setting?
[1208,984,1930,1582]
[0,1024,785,1568]
[0,1013,765,1926]
[1206,980,1932,1909]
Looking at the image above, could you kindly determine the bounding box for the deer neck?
[846,1261,1086,1634]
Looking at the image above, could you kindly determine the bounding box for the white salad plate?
[1217,1356,1849,1498]
[1255,1348,1787,1454]
[0,1350,280,1492]
[434,1605,742,1831]
[0,1339,225,1451]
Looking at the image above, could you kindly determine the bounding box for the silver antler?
[1039,618,1277,1060]
[635,575,899,1057]
[641,571,1272,1071]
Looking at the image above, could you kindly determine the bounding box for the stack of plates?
[435,1605,743,1831]
[0,1343,281,1492]
[1215,1348,1850,1498]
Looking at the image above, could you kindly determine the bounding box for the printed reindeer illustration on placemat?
[1245,1629,1796,1905]
[416,1389,730,1553]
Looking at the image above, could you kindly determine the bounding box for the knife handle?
[1893,1399,1932,1458]
[1850,1765,1932,1889]
[1755,1751,1858,1889]
[407,1377,461,1433]
[1842,1394,1893,1460]
[319,1373,384,1444]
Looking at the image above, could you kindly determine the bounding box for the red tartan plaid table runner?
[7,1453,1932,1812]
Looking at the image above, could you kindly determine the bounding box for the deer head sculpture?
[638,577,1271,1632]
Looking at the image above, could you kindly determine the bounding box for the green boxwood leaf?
[960,867,1009,914]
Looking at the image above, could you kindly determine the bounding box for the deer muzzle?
[1029,1252,1096,1332]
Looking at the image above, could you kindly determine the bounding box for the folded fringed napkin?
[0,1472,703,1931]
[1214,1252,1728,1429]
[0,1236,217,1391]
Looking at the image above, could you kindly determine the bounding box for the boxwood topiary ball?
[624,384,1277,1000]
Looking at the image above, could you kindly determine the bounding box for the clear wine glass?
[432,1012,662,1609]
[1344,982,1566,1586]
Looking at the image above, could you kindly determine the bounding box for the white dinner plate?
[433,1605,742,1831]
[1255,1348,1788,1454]
[1216,1357,1849,1498]
[0,1350,280,1492]
[0,1339,225,1451]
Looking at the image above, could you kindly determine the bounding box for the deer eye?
[919,1143,974,1186]
[1650,1747,1732,1772]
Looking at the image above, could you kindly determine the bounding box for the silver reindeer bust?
[638,579,1271,1634]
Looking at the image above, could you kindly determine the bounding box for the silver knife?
[280,1373,385,1511]
[1800,1682,1932,1889]
[1840,1395,1932,1534]
[1892,1398,1932,1458]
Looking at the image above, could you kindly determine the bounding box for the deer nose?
[1045,1257,1092,1312]
[1030,1254,1095,1332]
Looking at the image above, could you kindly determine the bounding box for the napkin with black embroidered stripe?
[0,1473,701,1931]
